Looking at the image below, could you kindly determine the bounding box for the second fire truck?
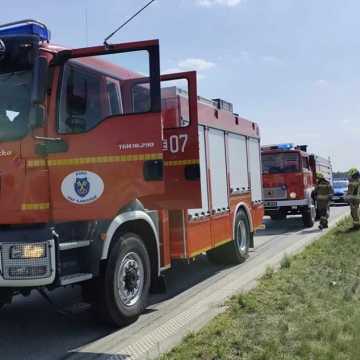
[261,143,332,227]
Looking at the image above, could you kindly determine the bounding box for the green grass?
[161,218,360,360]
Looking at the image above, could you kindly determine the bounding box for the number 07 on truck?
[0,20,264,326]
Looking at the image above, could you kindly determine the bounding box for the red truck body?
[0,20,263,325]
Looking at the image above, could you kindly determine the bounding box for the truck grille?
[264,187,287,200]
[0,242,52,280]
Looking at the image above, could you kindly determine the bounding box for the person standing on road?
[314,173,333,230]
[346,168,360,229]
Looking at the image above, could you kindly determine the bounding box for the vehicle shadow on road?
[0,288,113,360]
[0,257,232,360]
[149,256,231,305]
[255,216,305,237]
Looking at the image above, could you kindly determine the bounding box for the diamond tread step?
[59,240,91,251]
[59,273,93,286]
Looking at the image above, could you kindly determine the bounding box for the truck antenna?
[104,0,157,47]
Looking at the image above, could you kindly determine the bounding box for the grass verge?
[161,217,360,360]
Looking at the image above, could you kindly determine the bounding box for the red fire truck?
[261,143,332,227]
[0,20,263,326]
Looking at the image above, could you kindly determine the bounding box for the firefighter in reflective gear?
[346,168,360,229]
[314,173,333,230]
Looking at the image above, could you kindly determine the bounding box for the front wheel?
[302,201,316,228]
[99,233,151,327]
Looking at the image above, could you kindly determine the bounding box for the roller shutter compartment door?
[208,128,229,212]
[248,138,262,202]
[227,133,249,192]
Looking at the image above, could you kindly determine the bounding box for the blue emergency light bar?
[277,143,294,150]
[262,143,294,151]
[0,19,50,42]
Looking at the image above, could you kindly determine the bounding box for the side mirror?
[30,56,48,129]
[29,104,46,128]
[31,56,49,105]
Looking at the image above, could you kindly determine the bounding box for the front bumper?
[332,195,347,202]
[264,199,309,208]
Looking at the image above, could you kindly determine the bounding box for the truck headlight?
[290,192,297,199]
[10,244,46,259]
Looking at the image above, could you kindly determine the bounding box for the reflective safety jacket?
[347,178,360,202]
[315,180,333,201]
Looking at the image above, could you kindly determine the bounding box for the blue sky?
[3,0,360,170]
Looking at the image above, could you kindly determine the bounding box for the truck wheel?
[302,201,316,228]
[100,233,151,327]
[207,209,250,265]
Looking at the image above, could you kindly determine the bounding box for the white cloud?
[177,58,215,71]
[162,58,215,81]
[162,67,181,74]
[195,0,242,7]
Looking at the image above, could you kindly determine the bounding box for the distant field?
[161,217,360,360]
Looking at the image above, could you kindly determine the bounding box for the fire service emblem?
[74,176,90,198]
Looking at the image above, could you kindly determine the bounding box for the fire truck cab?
[0,20,263,326]
[262,143,332,227]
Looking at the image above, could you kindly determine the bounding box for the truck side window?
[302,157,310,170]
[107,79,123,115]
[161,79,190,129]
[58,64,103,134]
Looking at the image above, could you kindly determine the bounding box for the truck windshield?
[0,71,31,141]
[262,153,300,174]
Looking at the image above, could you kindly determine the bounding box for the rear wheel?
[95,233,151,327]
[207,209,251,265]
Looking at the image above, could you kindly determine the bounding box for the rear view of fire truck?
[0,20,264,326]
[262,143,332,227]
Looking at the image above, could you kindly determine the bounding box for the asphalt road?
[0,205,349,360]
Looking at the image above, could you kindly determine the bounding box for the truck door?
[43,40,164,222]
[145,71,201,209]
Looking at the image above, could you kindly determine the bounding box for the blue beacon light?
[0,20,51,42]
[277,143,293,150]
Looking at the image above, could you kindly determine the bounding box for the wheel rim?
[236,219,248,254]
[117,252,144,307]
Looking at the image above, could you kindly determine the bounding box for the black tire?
[270,212,286,221]
[207,209,251,265]
[302,201,316,228]
[97,233,151,327]
[315,202,320,221]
